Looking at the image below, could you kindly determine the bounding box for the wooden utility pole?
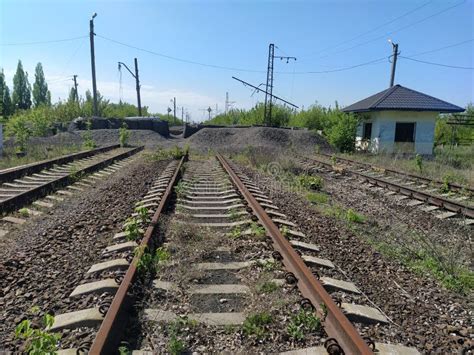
[89,13,98,116]
[72,75,79,102]
[173,97,177,124]
[389,40,399,88]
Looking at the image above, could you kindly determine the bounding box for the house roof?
[342,85,464,113]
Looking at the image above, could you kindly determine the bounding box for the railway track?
[0,145,143,215]
[46,153,419,354]
[298,154,474,223]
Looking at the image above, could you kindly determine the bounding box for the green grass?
[256,281,279,294]
[243,312,273,339]
[306,192,328,204]
[339,145,474,187]
[0,144,83,170]
[287,309,321,341]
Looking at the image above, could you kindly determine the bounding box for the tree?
[12,60,32,110]
[32,63,51,107]
[0,69,13,118]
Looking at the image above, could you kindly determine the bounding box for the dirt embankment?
[187,127,331,154]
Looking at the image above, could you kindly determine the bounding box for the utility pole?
[389,40,399,88]
[167,107,172,121]
[264,43,296,126]
[173,97,177,124]
[118,58,142,116]
[181,107,184,122]
[72,75,79,102]
[89,13,98,116]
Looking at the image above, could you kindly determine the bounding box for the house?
[342,85,464,155]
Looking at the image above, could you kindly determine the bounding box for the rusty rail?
[317,152,473,193]
[302,155,474,219]
[217,153,373,355]
[0,146,143,214]
[89,154,187,354]
[0,144,121,184]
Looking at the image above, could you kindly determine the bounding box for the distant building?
[342,85,464,155]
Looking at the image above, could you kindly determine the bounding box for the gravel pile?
[238,163,473,353]
[0,157,170,352]
[188,127,331,153]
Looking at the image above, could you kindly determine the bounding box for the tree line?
[0,60,51,117]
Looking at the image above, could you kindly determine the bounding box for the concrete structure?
[343,85,464,155]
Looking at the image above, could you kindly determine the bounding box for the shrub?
[119,122,130,147]
[297,174,323,190]
[243,312,273,339]
[326,113,358,152]
[15,314,60,354]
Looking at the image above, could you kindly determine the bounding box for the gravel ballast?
[238,162,473,354]
[0,156,171,352]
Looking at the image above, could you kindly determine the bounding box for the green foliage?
[12,60,32,110]
[230,226,241,238]
[256,281,278,294]
[243,312,273,339]
[19,208,29,217]
[135,204,150,225]
[124,217,143,241]
[257,259,277,271]
[168,335,185,355]
[135,246,170,274]
[0,69,13,118]
[150,146,187,161]
[346,208,365,223]
[118,346,130,355]
[250,222,266,238]
[32,63,51,107]
[326,113,358,152]
[15,314,60,354]
[119,122,130,147]
[306,192,328,204]
[287,309,321,341]
[82,119,97,149]
[297,174,323,190]
[435,105,474,146]
[414,154,423,174]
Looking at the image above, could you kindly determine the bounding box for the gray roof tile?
[342,85,464,113]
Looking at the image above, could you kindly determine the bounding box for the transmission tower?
[263,44,296,126]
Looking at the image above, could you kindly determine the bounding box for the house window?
[395,122,415,142]
[363,122,372,140]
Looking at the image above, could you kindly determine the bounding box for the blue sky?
[1,0,473,121]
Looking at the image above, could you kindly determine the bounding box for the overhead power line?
[405,38,474,57]
[0,35,88,46]
[290,57,387,74]
[96,34,266,73]
[303,0,433,58]
[400,56,474,69]
[312,0,467,61]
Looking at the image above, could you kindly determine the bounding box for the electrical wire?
[302,0,433,58]
[96,34,266,73]
[0,35,88,46]
[399,56,474,69]
[289,56,388,74]
[312,0,467,61]
[404,38,474,57]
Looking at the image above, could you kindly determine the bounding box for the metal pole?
[264,43,274,126]
[173,97,176,124]
[89,15,98,116]
[181,107,184,122]
[73,75,79,102]
[389,43,399,88]
[134,58,142,116]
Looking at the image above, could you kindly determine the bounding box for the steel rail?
[216,153,373,355]
[89,154,187,354]
[316,152,473,193]
[0,146,143,214]
[301,156,474,219]
[0,144,121,184]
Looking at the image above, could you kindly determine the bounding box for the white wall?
[356,111,437,155]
